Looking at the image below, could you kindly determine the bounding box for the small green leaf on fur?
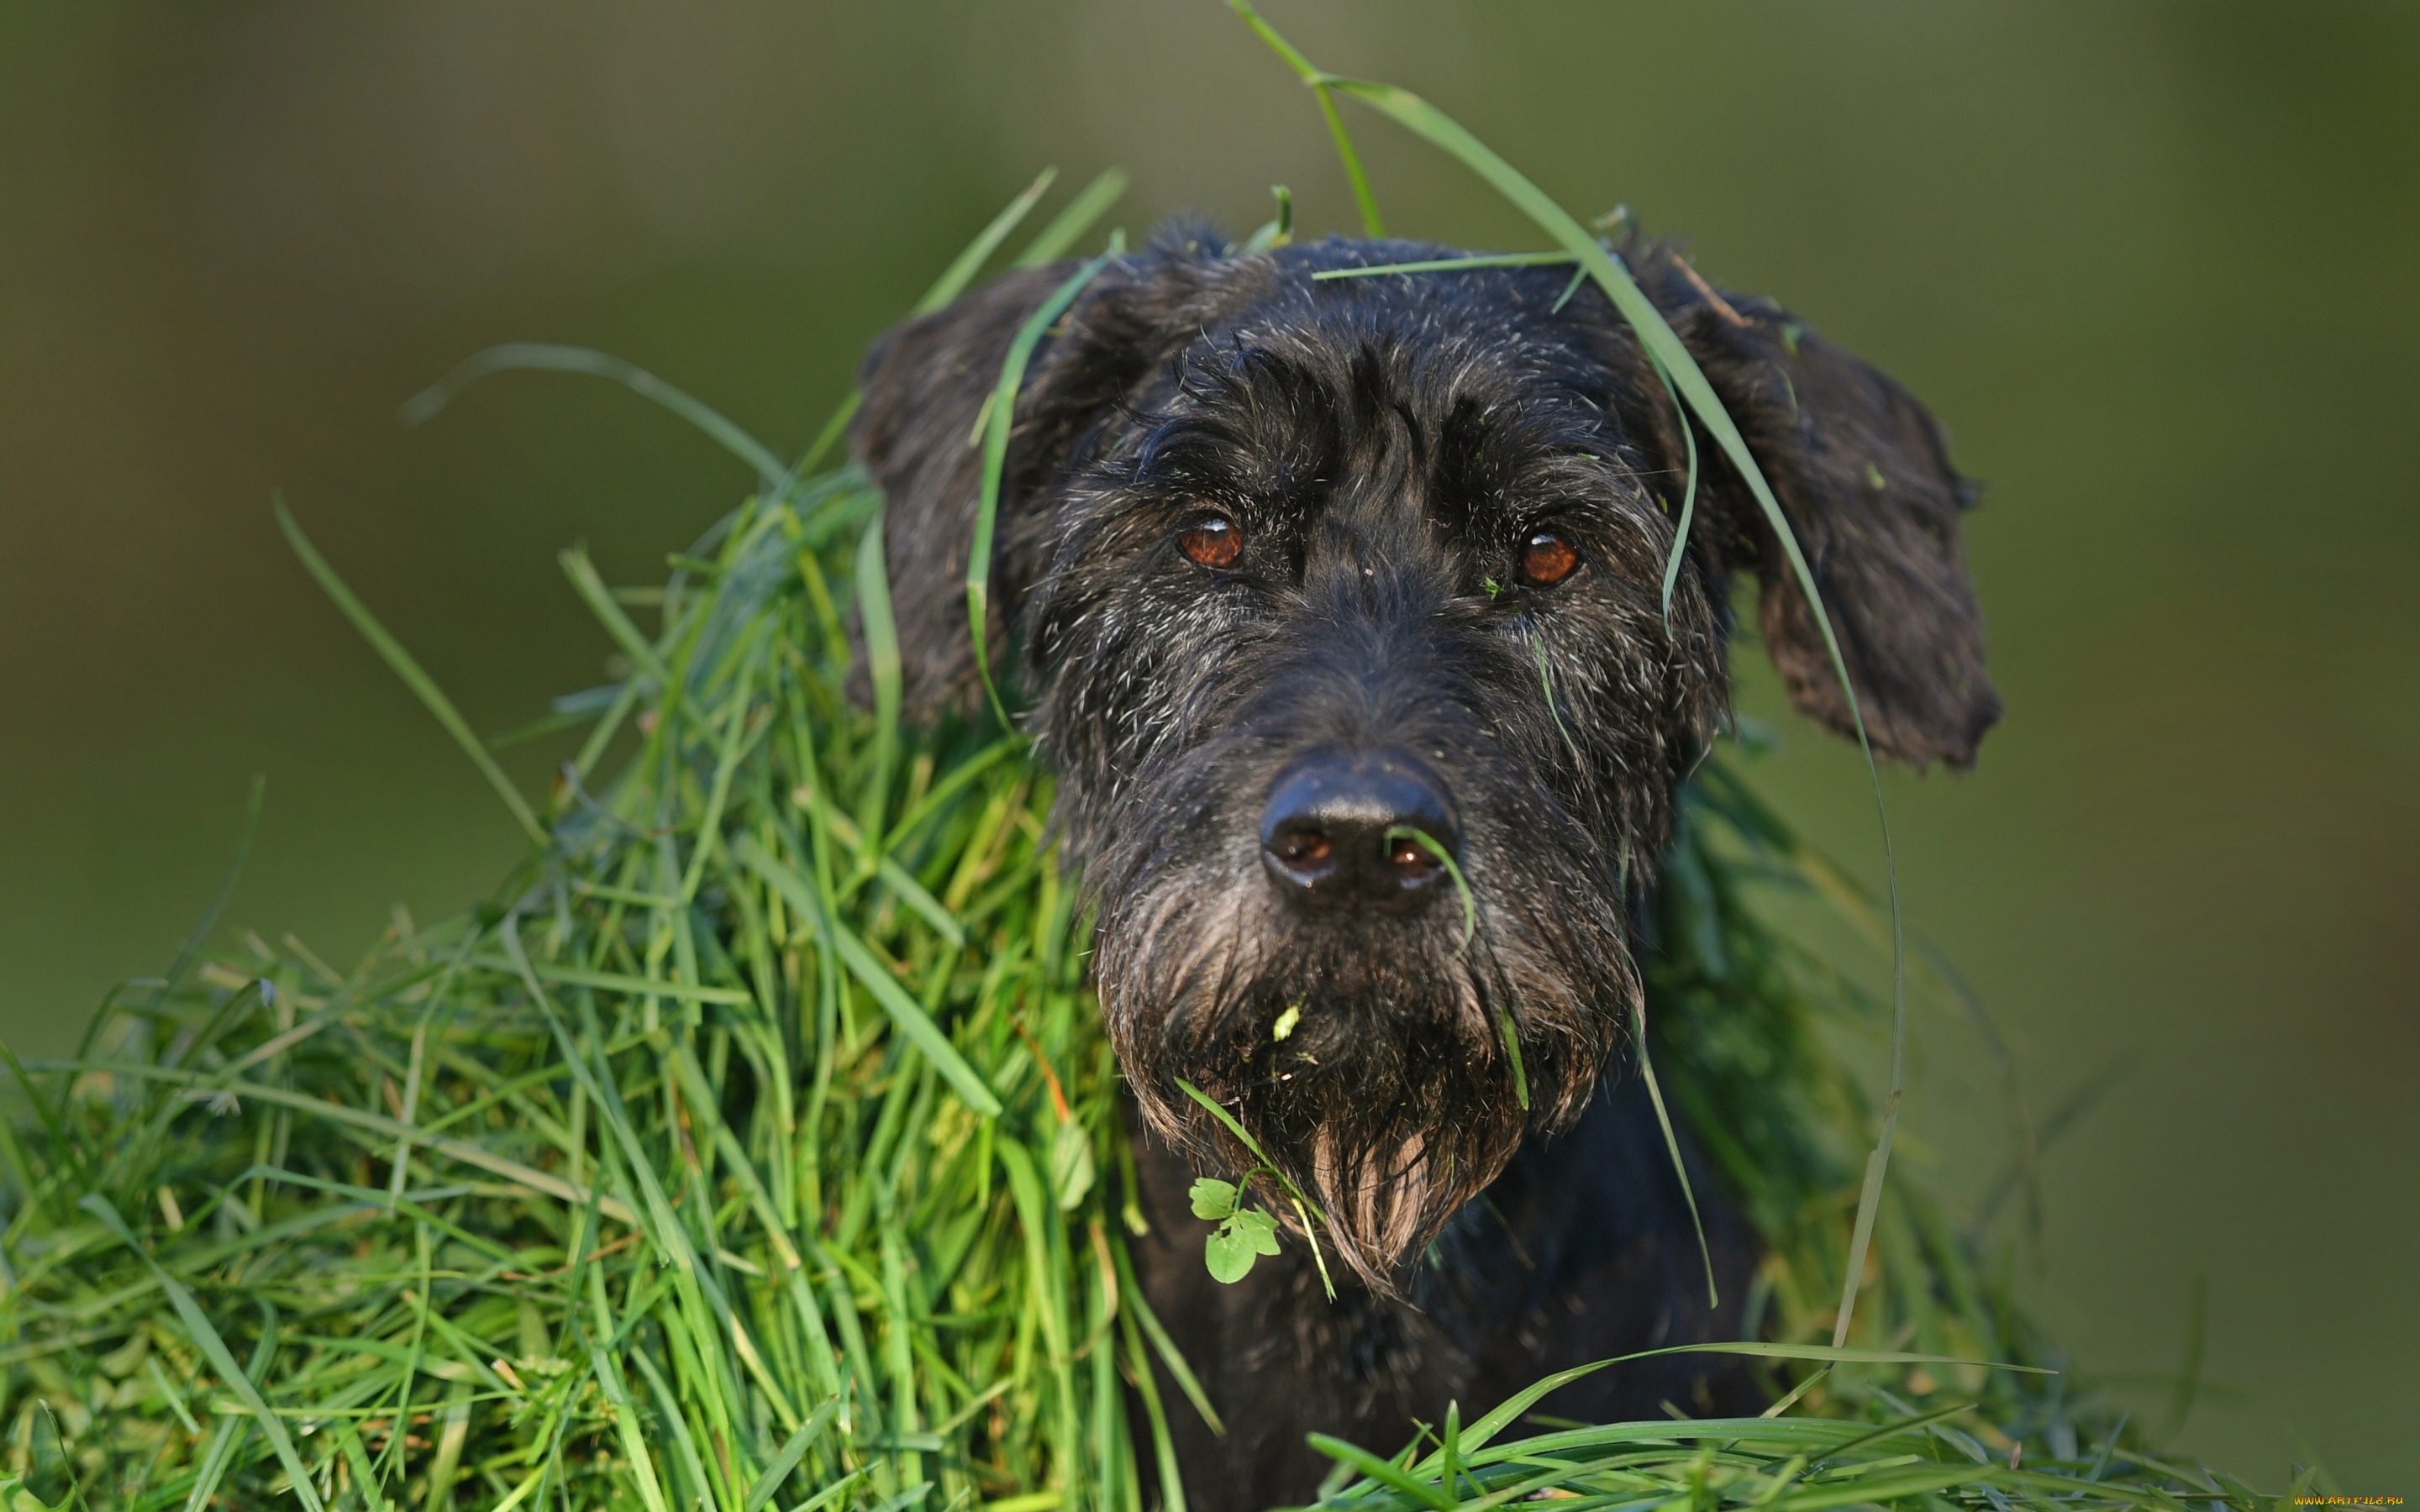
[1205,1205,1281,1284]
[1189,1178,1238,1222]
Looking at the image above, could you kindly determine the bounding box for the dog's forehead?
[1103,243,1655,522]
[1171,245,1614,410]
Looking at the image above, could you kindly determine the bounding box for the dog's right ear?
[851,258,1184,719]
[1626,246,2002,768]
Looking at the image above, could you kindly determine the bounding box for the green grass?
[0,14,2323,1509]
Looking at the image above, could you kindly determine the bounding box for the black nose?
[1260,747,1460,914]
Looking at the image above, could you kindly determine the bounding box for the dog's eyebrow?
[1122,402,1335,507]
[1128,412,1255,492]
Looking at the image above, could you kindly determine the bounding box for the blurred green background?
[3,0,2412,1484]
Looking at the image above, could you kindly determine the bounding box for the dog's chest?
[1120,1070,1760,1511]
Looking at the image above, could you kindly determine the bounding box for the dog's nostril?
[1260,747,1460,915]
[1271,830,1334,870]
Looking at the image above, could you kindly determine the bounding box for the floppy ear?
[1633,246,2001,767]
[851,241,1214,720]
[850,265,1076,719]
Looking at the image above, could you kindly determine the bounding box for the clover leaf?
[1204,1205,1281,1284]
[1189,1177,1238,1222]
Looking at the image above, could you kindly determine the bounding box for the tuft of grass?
[5,453,1166,1511]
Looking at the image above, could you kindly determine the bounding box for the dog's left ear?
[1631,249,2002,767]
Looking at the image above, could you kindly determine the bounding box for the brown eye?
[1180,514,1242,569]
[1520,528,1580,586]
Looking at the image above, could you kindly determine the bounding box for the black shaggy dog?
[851,226,1997,1507]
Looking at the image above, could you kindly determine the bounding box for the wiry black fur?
[852,224,1996,1506]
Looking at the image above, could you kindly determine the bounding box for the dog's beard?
[1095,838,1639,1293]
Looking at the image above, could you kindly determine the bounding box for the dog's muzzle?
[1258,746,1460,916]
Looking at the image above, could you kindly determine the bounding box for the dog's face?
[854,229,1996,1287]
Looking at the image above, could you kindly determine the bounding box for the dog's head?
[853,226,1996,1288]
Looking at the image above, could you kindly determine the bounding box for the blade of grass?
[1648,357,1702,633]
[575,1294,673,1512]
[1495,1011,1528,1113]
[1172,1079,1313,1218]
[881,734,1024,851]
[776,171,1072,493]
[1110,1244,1224,1437]
[423,1378,473,1510]
[1760,1365,1831,1419]
[744,1395,840,1512]
[400,344,786,490]
[387,996,442,1208]
[1532,635,1584,769]
[464,959,750,1005]
[276,498,545,848]
[997,1137,1081,1500]
[1242,183,1296,253]
[1549,263,1589,313]
[1834,1113,1899,1347]
[1304,1433,1458,1512]
[1633,1003,1718,1307]
[969,248,1119,727]
[1384,826,1474,953]
[0,1036,77,1215]
[560,544,676,690]
[1014,169,1130,267]
[913,167,1059,316]
[175,1318,280,1512]
[736,837,1002,1116]
[678,625,766,903]
[1227,1,1383,235]
[81,1195,326,1512]
[625,1345,723,1512]
[1119,1305,1187,1512]
[855,512,904,869]
[178,1415,249,1512]
[1437,1341,2045,1471]
[1287,1194,1337,1302]
[83,1060,639,1223]
[1311,252,1574,280]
